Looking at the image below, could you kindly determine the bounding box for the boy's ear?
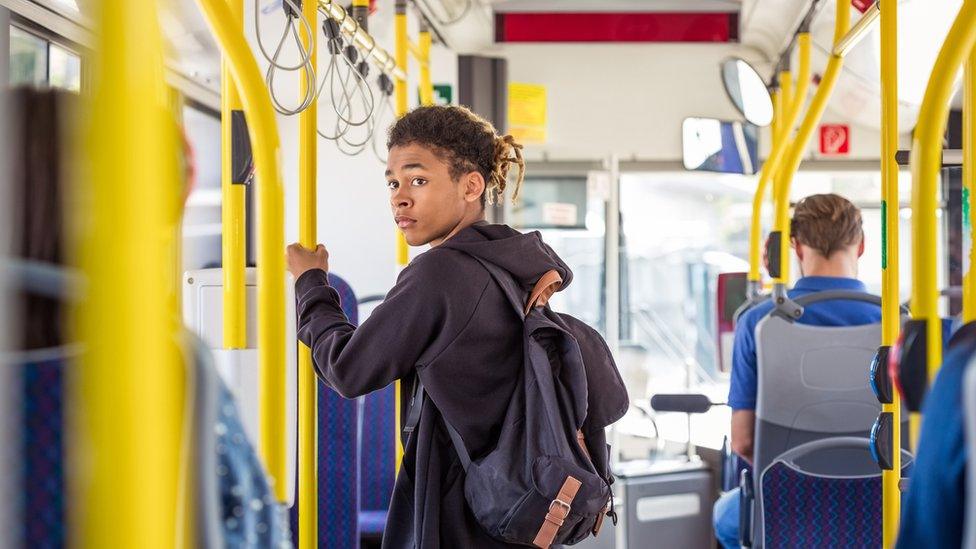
[464,171,486,204]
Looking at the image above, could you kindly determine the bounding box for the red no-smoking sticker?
[851,0,873,13]
[820,124,850,155]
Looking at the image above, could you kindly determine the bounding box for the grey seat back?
[754,317,883,474]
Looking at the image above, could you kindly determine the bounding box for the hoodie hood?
[437,223,573,293]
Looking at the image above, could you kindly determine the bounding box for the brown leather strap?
[576,430,592,462]
[532,476,582,548]
[524,270,563,315]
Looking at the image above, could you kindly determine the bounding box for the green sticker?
[881,200,887,270]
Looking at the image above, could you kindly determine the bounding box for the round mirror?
[721,58,773,127]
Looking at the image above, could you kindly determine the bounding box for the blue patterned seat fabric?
[762,462,881,548]
[21,355,292,548]
[290,272,364,547]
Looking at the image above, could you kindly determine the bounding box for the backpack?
[404,256,629,548]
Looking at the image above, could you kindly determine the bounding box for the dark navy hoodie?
[295,223,573,548]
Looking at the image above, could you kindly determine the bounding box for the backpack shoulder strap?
[402,378,472,470]
[462,253,562,318]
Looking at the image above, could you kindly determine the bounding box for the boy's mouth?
[395,215,417,229]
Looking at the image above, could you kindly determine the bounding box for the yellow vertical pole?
[298,1,318,546]
[394,0,409,474]
[221,0,247,349]
[71,0,183,546]
[773,4,850,286]
[418,21,434,106]
[909,0,976,445]
[195,0,289,501]
[747,88,780,289]
[880,0,901,545]
[746,32,810,293]
[964,44,976,324]
[777,70,793,146]
[787,34,812,132]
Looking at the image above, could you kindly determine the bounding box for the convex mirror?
[721,58,773,127]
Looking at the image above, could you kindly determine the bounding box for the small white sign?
[636,493,701,522]
[541,202,579,226]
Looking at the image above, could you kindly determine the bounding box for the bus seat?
[22,354,68,548]
[760,437,912,548]
[360,384,396,536]
[357,291,396,538]
[754,317,882,470]
[747,290,899,547]
[290,272,363,547]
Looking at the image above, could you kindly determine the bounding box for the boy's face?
[386,143,484,247]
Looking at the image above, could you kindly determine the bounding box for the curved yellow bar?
[221,0,247,350]
[195,0,289,501]
[747,35,811,286]
[777,71,793,147]
[787,34,812,138]
[298,0,319,544]
[72,0,182,545]
[964,48,976,324]
[879,0,901,544]
[772,5,851,284]
[748,90,781,284]
[910,1,976,388]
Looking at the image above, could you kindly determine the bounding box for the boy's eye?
[411,178,427,187]
[387,180,399,190]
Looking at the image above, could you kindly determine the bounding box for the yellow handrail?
[222,0,247,350]
[71,0,183,546]
[964,44,976,324]
[419,26,434,106]
[879,0,901,544]
[298,0,319,544]
[772,4,851,285]
[747,34,811,288]
[393,0,410,474]
[909,0,976,444]
[777,70,793,147]
[787,34,812,136]
[195,0,289,501]
[318,0,406,81]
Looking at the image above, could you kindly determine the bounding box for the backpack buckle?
[549,498,572,518]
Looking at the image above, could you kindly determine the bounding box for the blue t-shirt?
[728,276,882,410]
[896,322,974,549]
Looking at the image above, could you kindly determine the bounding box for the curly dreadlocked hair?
[387,105,525,205]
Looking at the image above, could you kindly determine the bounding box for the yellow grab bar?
[195,0,289,501]
[777,70,793,148]
[298,0,319,544]
[879,0,902,544]
[71,0,183,545]
[772,5,851,286]
[393,0,410,475]
[746,34,811,288]
[222,0,247,349]
[419,27,434,106]
[910,0,976,444]
[787,34,812,136]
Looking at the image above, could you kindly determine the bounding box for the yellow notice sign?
[508,83,547,144]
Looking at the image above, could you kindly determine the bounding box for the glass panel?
[48,43,81,91]
[9,27,48,87]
